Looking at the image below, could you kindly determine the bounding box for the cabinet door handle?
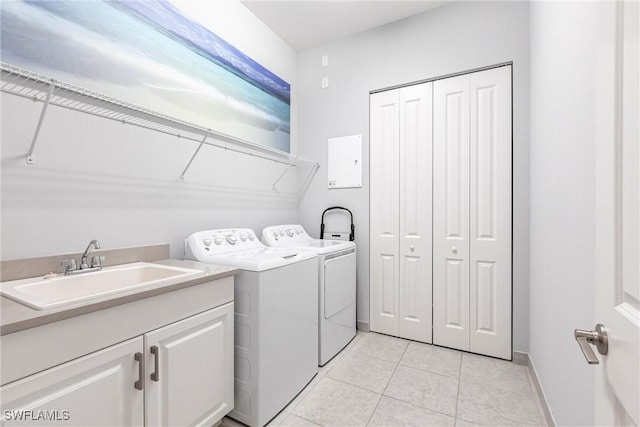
[150,346,160,382]
[134,352,144,391]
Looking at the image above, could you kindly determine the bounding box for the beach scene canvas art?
[0,0,291,152]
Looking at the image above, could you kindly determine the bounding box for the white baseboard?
[514,351,556,427]
[356,320,370,332]
[512,351,529,366]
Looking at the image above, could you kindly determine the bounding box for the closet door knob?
[451,246,458,254]
[409,245,415,252]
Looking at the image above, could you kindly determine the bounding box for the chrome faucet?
[80,239,100,269]
[61,239,105,275]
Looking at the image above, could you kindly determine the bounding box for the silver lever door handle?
[574,323,608,364]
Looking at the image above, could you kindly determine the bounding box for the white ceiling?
[240,1,450,51]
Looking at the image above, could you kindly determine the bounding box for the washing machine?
[262,225,356,366]
[185,228,318,427]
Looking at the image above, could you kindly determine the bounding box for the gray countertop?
[1,259,238,336]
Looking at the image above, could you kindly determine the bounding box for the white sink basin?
[0,262,203,310]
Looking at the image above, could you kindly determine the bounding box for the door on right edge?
[593,1,639,425]
[433,65,512,360]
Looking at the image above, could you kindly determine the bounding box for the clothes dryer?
[185,228,318,427]
[262,225,356,366]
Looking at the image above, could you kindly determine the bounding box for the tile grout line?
[293,333,362,404]
[397,360,463,381]
[381,394,459,421]
[286,334,364,426]
[453,352,463,422]
[325,375,387,396]
[301,332,543,427]
[286,374,321,414]
[364,340,410,427]
[453,378,544,427]
[290,412,322,427]
[303,375,385,426]
[328,361,461,421]
[340,333,541,426]
[364,334,465,423]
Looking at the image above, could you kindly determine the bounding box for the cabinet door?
[433,73,471,352]
[469,66,512,359]
[145,303,234,427]
[370,89,401,335]
[1,337,143,426]
[398,83,433,342]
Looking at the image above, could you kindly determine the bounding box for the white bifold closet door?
[370,83,433,343]
[433,66,512,359]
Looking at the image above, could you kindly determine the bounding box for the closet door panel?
[444,259,465,328]
[433,74,470,351]
[370,90,400,335]
[398,83,433,342]
[469,66,512,359]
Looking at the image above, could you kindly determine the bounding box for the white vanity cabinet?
[1,274,235,427]
[1,338,144,426]
[145,303,234,427]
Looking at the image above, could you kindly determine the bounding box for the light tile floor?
[222,332,548,427]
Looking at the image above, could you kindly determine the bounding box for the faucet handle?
[91,256,105,268]
[61,259,77,273]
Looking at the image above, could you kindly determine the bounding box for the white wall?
[529,2,596,425]
[0,1,298,261]
[296,1,530,352]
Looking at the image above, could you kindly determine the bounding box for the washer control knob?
[272,231,278,238]
[203,238,212,246]
[213,237,222,245]
[278,229,284,237]
[239,234,247,242]
[226,235,237,245]
[248,234,255,241]
[286,229,294,237]
[295,229,301,235]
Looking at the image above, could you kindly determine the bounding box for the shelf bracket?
[26,80,55,165]
[298,162,320,198]
[272,160,295,190]
[180,135,208,180]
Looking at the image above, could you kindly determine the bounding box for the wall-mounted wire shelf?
[0,62,319,189]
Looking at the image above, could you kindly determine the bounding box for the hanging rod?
[0,62,318,172]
